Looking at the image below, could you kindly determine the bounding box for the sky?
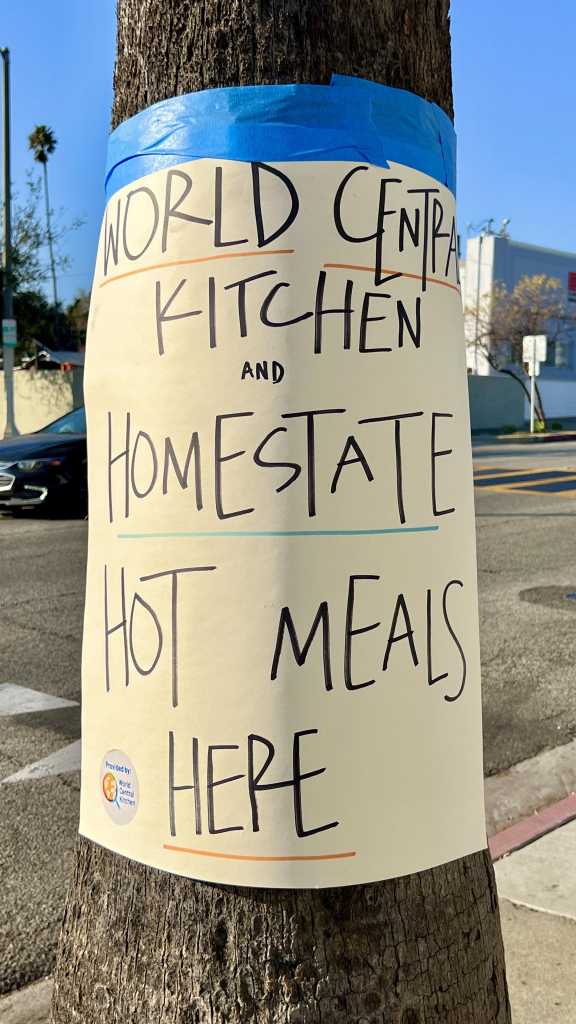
[3,0,576,304]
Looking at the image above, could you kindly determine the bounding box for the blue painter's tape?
[105,77,455,201]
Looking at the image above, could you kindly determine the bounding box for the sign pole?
[523,335,546,435]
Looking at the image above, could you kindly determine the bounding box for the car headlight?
[17,459,63,471]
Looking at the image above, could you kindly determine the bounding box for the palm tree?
[52,0,511,1021]
[28,124,59,339]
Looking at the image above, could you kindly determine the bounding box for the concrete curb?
[489,793,576,861]
[485,736,576,838]
[0,976,52,1023]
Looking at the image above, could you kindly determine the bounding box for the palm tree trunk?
[42,160,59,343]
[53,3,511,1022]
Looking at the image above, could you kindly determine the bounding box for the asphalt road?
[473,438,576,775]
[4,442,576,992]
[0,514,86,995]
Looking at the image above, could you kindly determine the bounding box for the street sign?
[523,334,547,433]
[523,334,547,363]
[1,319,17,348]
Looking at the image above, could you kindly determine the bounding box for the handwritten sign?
[79,153,486,887]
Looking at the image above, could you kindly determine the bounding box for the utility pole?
[53,3,511,1022]
[474,230,485,375]
[1,46,18,437]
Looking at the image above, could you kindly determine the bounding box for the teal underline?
[118,526,438,539]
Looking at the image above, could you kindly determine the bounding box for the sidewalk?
[486,736,576,1022]
[496,818,576,1022]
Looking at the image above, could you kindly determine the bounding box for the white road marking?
[0,683,79,716]
[1,739,81,782]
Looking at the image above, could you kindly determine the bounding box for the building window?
[546,341,572,369]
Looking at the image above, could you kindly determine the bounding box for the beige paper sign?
[80,157,486,887]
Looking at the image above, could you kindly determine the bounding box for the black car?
[0,407,87,515]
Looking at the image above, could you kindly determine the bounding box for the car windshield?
[40,408,86,434]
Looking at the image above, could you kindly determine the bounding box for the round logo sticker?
[100,749,139,825]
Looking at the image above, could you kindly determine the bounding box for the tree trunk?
[111,0,454,129]
[53,3,510,1022]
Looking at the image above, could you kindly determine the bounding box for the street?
[0,515,85,995]
[4,441,576,993]
[473,440,576,772]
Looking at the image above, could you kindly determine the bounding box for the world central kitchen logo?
[100,750,139,824]
[102,770,121,808]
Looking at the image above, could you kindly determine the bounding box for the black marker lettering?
[225,270,277,337]
[359,292,392,352]
[140,566,216,707]
[331,435,374,493]
[443,580,467,702]
[207,746,245,833]
[215,412,255,520]
[104,564,128,691]
[163,433,202,509]
[247,731,338,838]
[104,199,121,276]
[129,592,163,676]
[334,168,402,285]
[427,588,448,687]
[168,732,201,836]
[293,730,338,837]
[344,575,380,690]
[399,207,420,251]
[208,276,217,348]
[314,272,354,354]
[431,198,449,275]
[282,409,345,517]
[260,281,313,328]
[383,594,418,670]
[358,411,424,525]
[445,217,458,279]
[162,169,212,252]
[214,166,249,247]
[406,188,439,291]
[271,603,332,691]
[397,298,421,348]
[155,279,202,356]
[122,186,159,261]
[251,162,299,247]
[431,412,455,516]
[253,427,301,493]
[130,430,158,499]
[108,411,130,523]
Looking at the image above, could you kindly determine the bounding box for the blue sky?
[3,0,576,303]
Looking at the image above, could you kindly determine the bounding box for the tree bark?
[53,3,510,1022]
[111,0,454,129]
[54,839,508,1024]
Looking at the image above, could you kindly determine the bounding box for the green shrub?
[535,419,547,432]
[500,424,518,434]
[552,421,563,431]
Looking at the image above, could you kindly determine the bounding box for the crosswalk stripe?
[0,683,79,716]
[1,739,81,783]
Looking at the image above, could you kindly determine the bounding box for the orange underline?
[163,843,356,862]
[100,249,295,287]
[323,263,461,294]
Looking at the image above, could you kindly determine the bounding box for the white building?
[461,232,576,420]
